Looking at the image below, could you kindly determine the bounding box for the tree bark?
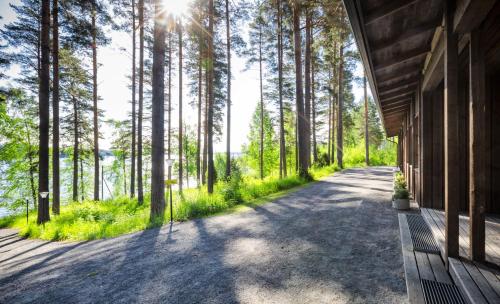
[137,0,144,204]
[150,0,166,220]
[331,59,336,165]
[80,157,84,201]
[259,22,264,180]
[37,0,50,224]
[168,31,172,175]
[196,30,202,186]
[52,0,60,214]
[293,0,308,178]
[130,0,136,197]
[202,64,208,185]
[207,0,215,193]
[25,122,37,207]
[337,43,344,168]
[311,29,317,164]
[72,96,79,202]
[178,21,183,192]
[277,0,286,178]
[304,8,311,168]
[91,2,100,201]
[364,74,369,166]
[225,0,231,179]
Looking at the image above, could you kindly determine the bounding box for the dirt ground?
[0,167,406,303]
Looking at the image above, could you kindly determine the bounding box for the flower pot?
[393,198,410,210]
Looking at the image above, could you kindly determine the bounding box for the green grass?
[343,143,397,168]
[0,165,340,241]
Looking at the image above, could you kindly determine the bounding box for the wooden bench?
[399,213,456,304]
[422,208,500,304]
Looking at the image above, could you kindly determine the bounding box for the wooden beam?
[378,66,421,83]
[422,29,444,91]
[382,98,411,109]
[444,0,459,266]
[378,71,421,88]
[380,87,416,99]
[454,0,496,34]
[371,18,441,53]
[468,29,486,262]
[364,0,419,25]
[378,76,420,94]
[374,46,430,72]
[383,99,410,109]
[380,82,419,95]
[420,91,433,208]
[384,105,410,114]
[380,91,414,103]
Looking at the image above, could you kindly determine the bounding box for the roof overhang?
[343,0,442,137]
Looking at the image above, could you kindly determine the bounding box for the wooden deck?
[422,208,500,303]
[399,213,457,304]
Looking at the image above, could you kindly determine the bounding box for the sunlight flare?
[162,0,191,18]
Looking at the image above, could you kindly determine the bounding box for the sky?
[0,0,368,153]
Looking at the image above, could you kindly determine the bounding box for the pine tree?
[52,0,60,214]
[150,0,166,220]
[37,0,50,224]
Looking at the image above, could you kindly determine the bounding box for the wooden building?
[344,0,500,302]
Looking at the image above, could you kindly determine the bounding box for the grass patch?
[0,166,340,241]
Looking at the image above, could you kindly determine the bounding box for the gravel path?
[0,167,406,304]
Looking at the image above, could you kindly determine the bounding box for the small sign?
[165,179,177,186]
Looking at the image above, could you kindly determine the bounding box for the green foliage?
[394,172,407,190]
[1,166,340,241]
[342,141,397,168]
[242,104,279,178]
[393,187,409,200]
[392,172,409,200]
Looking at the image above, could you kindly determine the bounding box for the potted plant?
[393,172,410,210]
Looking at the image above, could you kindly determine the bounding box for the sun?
[162,0,191,18]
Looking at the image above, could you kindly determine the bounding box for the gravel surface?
[0,167,406,304]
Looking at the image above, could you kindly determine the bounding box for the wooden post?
[444,0,460,264]
[468,28,486,261]
[421,91,433,208]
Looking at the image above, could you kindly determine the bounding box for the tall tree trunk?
[123,155,127,195]
[196,37,202,186]
[277,0,286,178]
[202,65,208,185]
[52,0,60,214]
[137,0,144,204]
[207,0,215,193]
[304,8,311,168]
[168,31,172,177]
[258,23,264,180]
[293,1,308,178]
[72,96,79,202]
[37,0,50,224]
[130,0,136,197]
[225,0,231,179]
[337,43,344,168]
[364,74,369,166]
[331,58,336,164]
[25,122,37,207]
[80,157,84,201]
[311,30,317,164]
[184,124,189,187]
[150,0,166,220]
[327,85,331,164]
[178,21,183,192]
[91,2,100,201]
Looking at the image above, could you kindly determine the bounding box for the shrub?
[394,172,407,190]
[393,187,409,200]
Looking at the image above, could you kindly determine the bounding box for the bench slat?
[399,214,425,304]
